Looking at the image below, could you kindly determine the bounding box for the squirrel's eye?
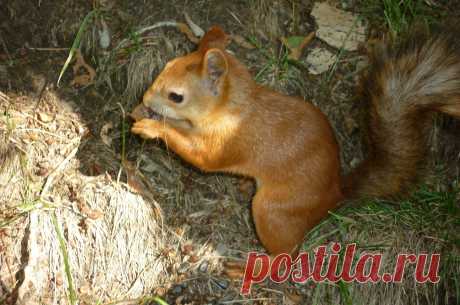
[168,92,184,104]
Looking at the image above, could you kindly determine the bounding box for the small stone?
[199,261,208,273]
[213,278,229,290]
[172,285,183,294]
[350,157,360,168]
[98,19,111,49]
[177,263,189,274]
[311,2,366,51]
[215,243,228,256]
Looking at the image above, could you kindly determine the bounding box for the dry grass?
[0,92,185,304]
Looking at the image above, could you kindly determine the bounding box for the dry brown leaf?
[281,31,316,60]
[70,49,96,87]
[285,291,303,305]
[70,74,92,87]
[177,22,200,44]
[181,244,194,255]
[77,198,104,220]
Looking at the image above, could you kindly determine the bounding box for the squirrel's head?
[137,26,231,129]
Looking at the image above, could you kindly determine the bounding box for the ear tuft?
[198,26,230,52]
[204,48,228,83]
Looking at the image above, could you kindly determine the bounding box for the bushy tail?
[343,24,460,199]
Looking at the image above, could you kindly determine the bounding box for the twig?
[27,47,70,51]
[0,31,13,63]
[114,21,179,51]
[40,146,79,198]
[227,9,243,26]
[0,91,10,104]
[184,12,204,37]
[34,78,49,113]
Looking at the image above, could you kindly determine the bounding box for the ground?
[0,1,459,305]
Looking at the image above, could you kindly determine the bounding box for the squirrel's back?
[344,24,460,199]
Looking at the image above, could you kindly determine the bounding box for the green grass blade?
[57,10,97,86]
[51,212,77,305]
[337,281,353,305]
[139,296,170,305]
[152,297,170,305]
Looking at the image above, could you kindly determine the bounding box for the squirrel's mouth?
[131,102,193,128]
[145,107,165,121]
[131,102,165,121]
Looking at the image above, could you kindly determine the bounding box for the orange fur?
[343,24,460,198]
[132,27,341,255]
[131,25,460,256]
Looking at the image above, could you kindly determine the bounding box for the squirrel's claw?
[131,119,162,139]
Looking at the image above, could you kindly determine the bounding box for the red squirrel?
[131,26,460,259]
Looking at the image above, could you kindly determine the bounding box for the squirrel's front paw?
[131,119,163,139]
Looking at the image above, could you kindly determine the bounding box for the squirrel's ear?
[203,48,228,90]
[198,26,230,52]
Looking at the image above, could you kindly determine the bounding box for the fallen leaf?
[285,291,303,305]
[70,49,96,87]
[70,74,93,87]
[182,244,194,255]
[281,32,315,60]
[177,22,200,44]
[77,198,104,220]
